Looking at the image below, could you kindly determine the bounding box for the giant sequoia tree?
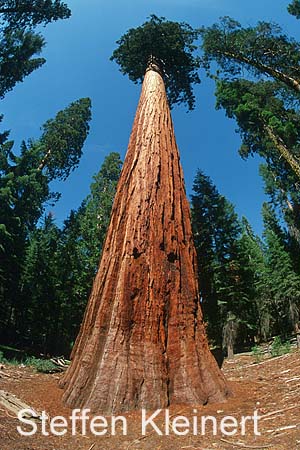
[61,16,228,414]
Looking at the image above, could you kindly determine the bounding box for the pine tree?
[0,0,71,98]
[79,152,123,273]
[20,214,61,353]
[200,15,300,93]
[56,152,122,354]
[213,79,300,179]
[262,203,300,341]
[236,218,264,342]
[0,98,91,344]
[199,6,300,300]
[191,170,240,345]
[191,172,261,353]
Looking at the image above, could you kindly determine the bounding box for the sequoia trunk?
[60,67,229,413]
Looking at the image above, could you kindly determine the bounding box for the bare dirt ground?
[0,350,300,450]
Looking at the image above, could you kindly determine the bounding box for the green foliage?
[251,345,264,363]
[200,17,300,91]
[38,97,92,181]
[0,98,91,346]
[20,214,62,352]
[270,336,291,357]
[191,168,300,347]
[0,97,91,226]
[191,170,239,343]
[214,79,300,178]
[0,0,71,98]
[0,29,45,98]
[288,0,300,18]
[0,350,21,365]
[55,152,122,352]
[11,152,122,355]
[0,0,71,29]
[260,203,300,338]
[24,356,58,373]
[199,10,300,265]
[0,351,59,371]
[0,350,7,363]
[111,15,200,110]
[79,151,122,270]
[191,170,260,348]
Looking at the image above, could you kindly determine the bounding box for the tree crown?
[110,15,200,110]
[0,0,71,30]
[199,16,300,88]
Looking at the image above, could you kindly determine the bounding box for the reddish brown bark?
[60,67,229,414]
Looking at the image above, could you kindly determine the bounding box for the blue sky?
[1,0,299,234]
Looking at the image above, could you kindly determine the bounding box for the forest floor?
[0,350,300,450]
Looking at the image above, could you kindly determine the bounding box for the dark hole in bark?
[167,251,177,263]
[159,242,165,251]
[130,288,139,300]
[132,247,142,259]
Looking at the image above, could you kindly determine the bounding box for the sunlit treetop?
[110,15,200,111]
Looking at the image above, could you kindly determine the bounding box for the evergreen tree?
[214,79,300,179]
[191,170,240,344]
[111,14,200,110]
[15,153,121,355]
[262,203,300,340]
[54,208,88,354]
[20,214,61,353]
[199,10,300,196]
[259,163,300,275]
[236,218,265,342]
[191,170,258,350]
[0,0,71,98]
[79,152,123,273]
[200,15,300,93]
[0,0,71,29]
[56,152,122,353]
[0,98,91,343]
[199,6,300,285]
[191,170,219,338]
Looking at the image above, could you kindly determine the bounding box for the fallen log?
[50,357,70,371]
[0,390,43,419]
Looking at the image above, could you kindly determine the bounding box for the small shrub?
[251,345,263,363]
[25,357,58,373]
[270,336,291,357]
[0,351,23,366]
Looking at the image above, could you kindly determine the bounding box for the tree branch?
[221,50,300,93]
